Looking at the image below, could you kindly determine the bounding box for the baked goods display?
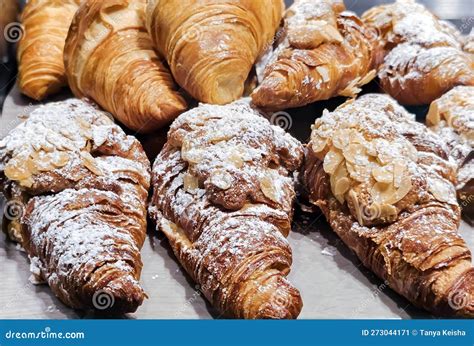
[64,0,187,133]
[1,0,473,319]
[362,0,474,105]
[427,86,474,221]
[0,99,151,313]
[17,0,81,100]
[252,0,382,110]
[146,0,284,105]
[149,101,303,318]
[301,94,473,317]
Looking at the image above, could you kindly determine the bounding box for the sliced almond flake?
[334,177,350,196]
[311,136,328,154]
[183,173,199,191]
[5,160,32,181]
[316,66,330,83]
[427,177,451,203]
[392,160,407,188]
[323,149,343,174]
[80,151,103,175]
[372,166,393,184]
[259,171,282,204]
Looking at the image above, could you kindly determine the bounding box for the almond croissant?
[17,0,80,100]
[251,0,381,111]
[146,0,284,105]
[0,99,150,314]
[362,0,474,105]
[301,94,473,317]
[149,101,303,318]
[427,86,474,221]
[64,0,187,133]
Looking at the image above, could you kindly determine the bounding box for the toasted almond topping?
[323,149,344,174]
[183,173,199,192]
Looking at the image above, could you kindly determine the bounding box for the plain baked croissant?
[0,99,150,314]
[149,101,303,318]
[251,0,382,111]
[301,94,473,317]
[362,0,474,105]
[64,0,187,133]
[427,86,474,222]
[17,0,80,100]
[146,0,284,105]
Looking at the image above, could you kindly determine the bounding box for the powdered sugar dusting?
[0,99,150,311]
[149,101,302,316]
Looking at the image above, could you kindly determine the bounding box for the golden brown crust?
[362,0,474,105]
[0,99,151,314]
[64,0,187,133]
[149,101,303,318]
[146,0,284,105]
[302,94,473,317]
[17,0,80,100]
[251,0,382,110]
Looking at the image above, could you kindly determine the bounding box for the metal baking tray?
[0,0,473,319]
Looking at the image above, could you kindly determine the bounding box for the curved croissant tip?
[251,75,291,109]
[253,276,303,319]
[91,275,146,314]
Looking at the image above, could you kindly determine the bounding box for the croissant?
[301,94,473,317]
[427,86,474,222]
[0,99,150,314]
[149,101,303,318]
[362,0,474,105]
[17,0,80,100]
[0,0,19,60]
[146,0,284,105]
[64,0,187,133]
[251,0,382,111]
